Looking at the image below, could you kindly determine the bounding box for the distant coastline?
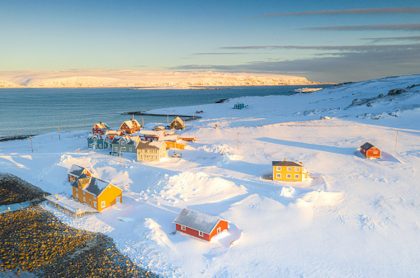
[0,70,320,89]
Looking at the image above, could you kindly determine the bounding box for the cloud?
[174,44,420,82]
[220,44,420,52]
[362,36,420,43]
[192,52,249,55]
[263,7,420,16]
[303,23,420,31]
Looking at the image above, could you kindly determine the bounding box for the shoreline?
[0,174,155,277]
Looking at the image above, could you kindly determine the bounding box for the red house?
[92,122,110,135]
[360,142,381,159]
[174,208,229,241]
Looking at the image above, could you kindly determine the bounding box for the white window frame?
[276,173,281,178]
[287,167,291,172]
[286,174,291,179]
[294,167,300,172]
[181,225,186,231]
[101,201,106,208]
[276,166,281,171]
[295,174,300,179]
[198,231,204,237]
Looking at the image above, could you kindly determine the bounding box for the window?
[93,201,97,208]
[294,167,300,172]
[83,196,86,202]
[181,225,186,231]
[295,174,300,179]
[217,227,222,234]
[101,201,106,208]
[276,166,281,171]
[286,174,291,179]
[198,231,204,237]
[287,167,291,172]
[276,173,281,178]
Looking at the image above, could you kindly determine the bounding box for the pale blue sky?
[1,0,420,81]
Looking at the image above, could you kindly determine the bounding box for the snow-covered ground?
[1,74,419,277]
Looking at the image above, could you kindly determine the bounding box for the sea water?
[0,85,328,137]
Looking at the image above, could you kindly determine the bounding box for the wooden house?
[174,208,229,241]
[92,122,110,135]
[68,164,92,183]
[360,142,381,159]
[140,130,163,142]
[87,135,110,149]
[164,136,186,150]
[71,174,122,212]
[170,116,185,130]
[119,118,141,134]
[110,136,140,155]
[272,161,309,182]
[136,140,167,162]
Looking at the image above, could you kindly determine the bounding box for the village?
[43,113,384,242]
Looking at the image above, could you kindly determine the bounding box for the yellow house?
[67,164,92,183]
[70,174,123,212]
[272,161,309,182]
[137,140,167,162]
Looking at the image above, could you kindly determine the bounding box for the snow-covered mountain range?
[0,70,317,88]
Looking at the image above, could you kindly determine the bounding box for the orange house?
[119,118,141,134]
[360,142,381,159]
[70,173,123,212]
[272,161,309,182]
[174,208,229,241]
[68,164,92,183]
[165,140,186,150]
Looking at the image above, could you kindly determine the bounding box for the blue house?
[110,136,139,155]
[88,135,110,149]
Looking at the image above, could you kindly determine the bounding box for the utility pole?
[29,136,33,153]
[394,130,399,153]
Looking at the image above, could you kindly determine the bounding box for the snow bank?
[157,171,247,206]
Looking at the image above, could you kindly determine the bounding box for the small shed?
[136,140,167,162]
[360,142,381,159]
[120,118,141,134]
[233,103,247,110]
[68,164,91,183]
[92,122,110,135]
[170,116,185,130]
[174,208,229,241]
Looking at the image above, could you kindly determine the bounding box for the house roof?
[174,208,224,234]
[68,164,88,177]
[272,161,303,167]
[360,142,376,151]
[121,119,140,129]
[93,122,109,129]
[171,116,185,126]
[84,177,110,196]
[111,136,138,145]
[141,130,163,137]
[137,140,165,149]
